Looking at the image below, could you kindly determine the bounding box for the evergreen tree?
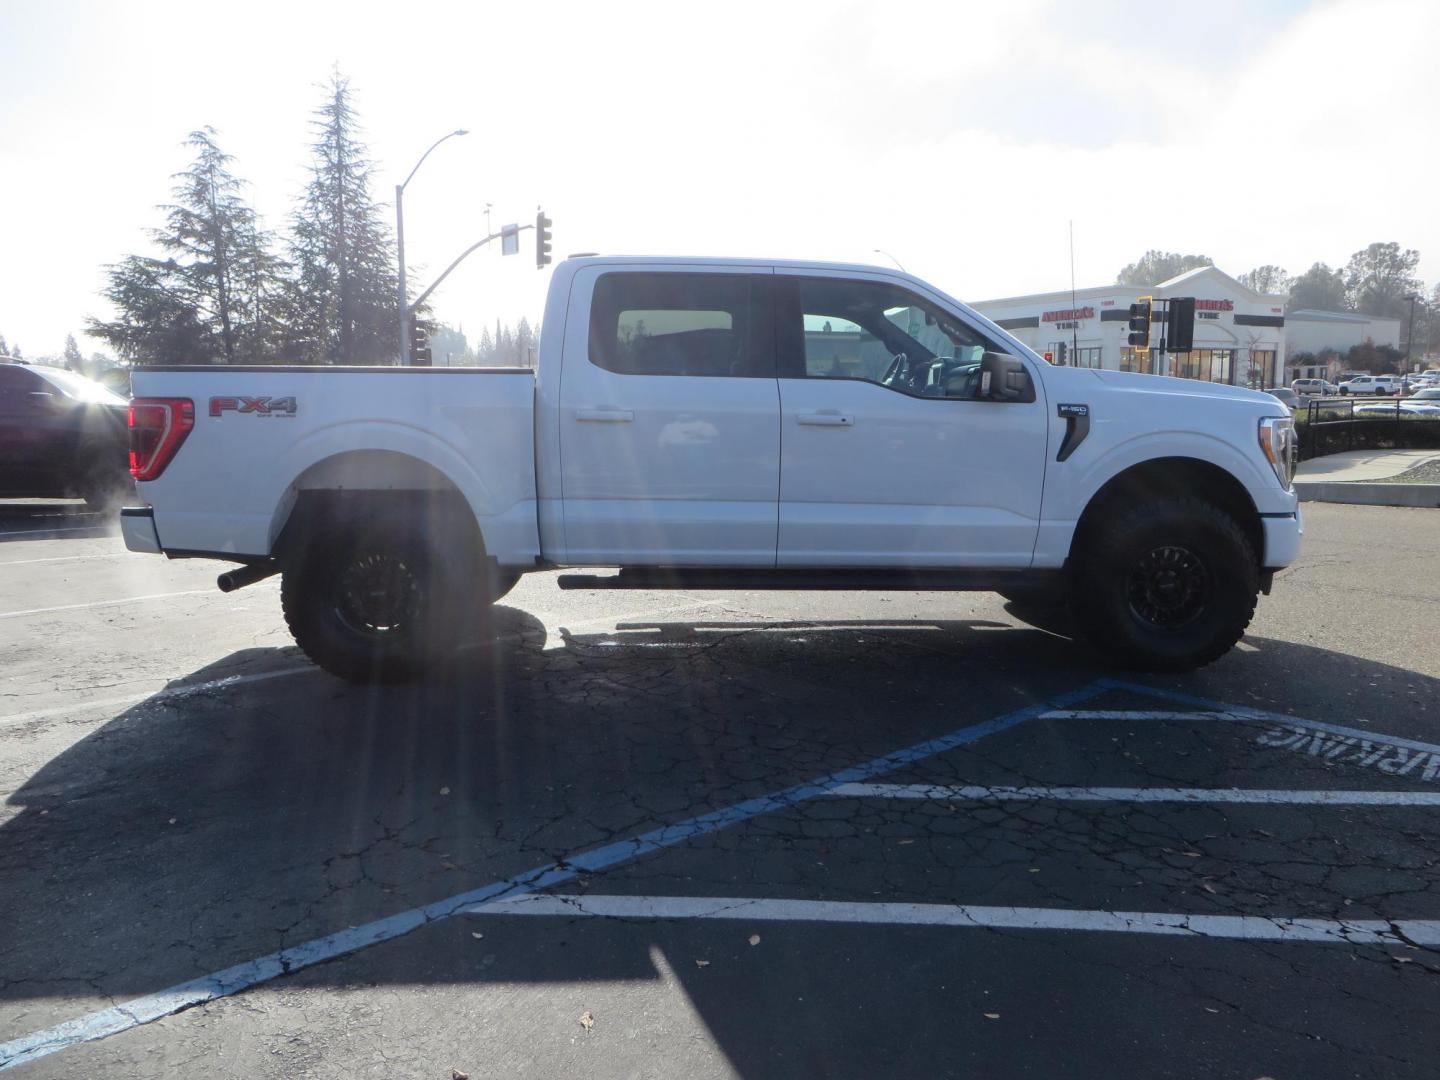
[89,128,281,364]
[0,334,9,357]
[62,334,84,372]
[514,316,536,367]
[284,72,399,365]
[477,325,495,364]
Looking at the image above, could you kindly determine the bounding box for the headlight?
[1258,416,1296,489]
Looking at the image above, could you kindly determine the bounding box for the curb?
[1295,482,1440,508]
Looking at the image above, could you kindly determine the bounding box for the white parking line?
[468,893,1440,947]
[0,526,108,538]
[0,683,1107,1071]
[0,552,128,568]
[0,588,229,621]
[827,782,1440,806]
[0,665,315,729]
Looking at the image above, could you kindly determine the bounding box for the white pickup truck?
[121,256,1301,681]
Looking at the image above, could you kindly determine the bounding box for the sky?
[1,0,1436,360]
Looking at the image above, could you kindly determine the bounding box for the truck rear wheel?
[281,515,471,683]
[1067,497,1257,672]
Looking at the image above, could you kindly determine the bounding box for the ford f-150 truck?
[120,257,1301,682]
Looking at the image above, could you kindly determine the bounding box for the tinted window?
[589,272,770,377]
[782,276,1001,399]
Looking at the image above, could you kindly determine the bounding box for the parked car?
[0,360,133,509]
[121,256,1302,681]
[1290,378,1334,397]
[1265,387,1298,411]
[1353,388,1440,416]
[1337,374,1400,396]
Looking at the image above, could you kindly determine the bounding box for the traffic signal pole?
[403,212,553,339]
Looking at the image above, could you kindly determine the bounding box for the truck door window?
[781,276,1000,399]
[589,272,773,377]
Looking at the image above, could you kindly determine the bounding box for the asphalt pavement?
[1,499,1438,1078]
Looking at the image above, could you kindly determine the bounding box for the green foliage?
[1286,263,1348,313]
[89,128,282,364]
[1238,265,1289,294]
[61,334,83,372]
[282,72,398,365]
[1343,242,1422,320]
[1115,251,1213,287]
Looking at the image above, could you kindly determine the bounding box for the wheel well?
[273,452,487,571]
[1072,457,1263,563]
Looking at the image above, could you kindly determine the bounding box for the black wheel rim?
[334,552,421,638]
[1125,545,1210,629]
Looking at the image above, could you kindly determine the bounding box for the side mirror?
[979,352,1036,403]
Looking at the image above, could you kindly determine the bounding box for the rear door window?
[588,272,773,378]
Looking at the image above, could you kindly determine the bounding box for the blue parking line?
[0,679,1110,1072]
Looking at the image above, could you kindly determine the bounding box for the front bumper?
[1261,507,1303,570]
[119,506,162,554]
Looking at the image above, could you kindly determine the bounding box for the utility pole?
[395,129,468,365]
[1404,293,1420,374]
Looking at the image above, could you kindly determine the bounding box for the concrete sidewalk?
[1296,449,1440,482]
[1295,449,1440,507]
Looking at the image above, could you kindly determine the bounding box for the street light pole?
[395,128,468,364]
[873,248,907,272]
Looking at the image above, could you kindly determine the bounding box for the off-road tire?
[1067,497,1257,672]
[281,514,474,683]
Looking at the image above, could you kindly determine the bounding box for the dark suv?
[0,360,132,510]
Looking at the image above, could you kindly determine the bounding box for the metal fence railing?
[1297,396,1440,461]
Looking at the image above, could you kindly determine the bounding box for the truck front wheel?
[1067,498,1257,672]
[281,516,469,683]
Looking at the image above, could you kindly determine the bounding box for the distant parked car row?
[1290,371,1440,400]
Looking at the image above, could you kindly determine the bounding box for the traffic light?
[1127,298,1152,349]
[535,210,553,268]
[1057,341,1068,365]
[409,314,432,366]
[1168,296,1196,353]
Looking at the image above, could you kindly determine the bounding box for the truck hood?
[1084,369,1281,409]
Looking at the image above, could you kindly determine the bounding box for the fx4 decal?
[209,396,298,418]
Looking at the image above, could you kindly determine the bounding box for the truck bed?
[130,365,540,565]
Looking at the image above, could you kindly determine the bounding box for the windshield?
[31,366,127,405]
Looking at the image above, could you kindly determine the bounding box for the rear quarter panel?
[132,368,539,565]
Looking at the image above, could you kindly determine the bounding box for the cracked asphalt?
[1,499,1438,1078]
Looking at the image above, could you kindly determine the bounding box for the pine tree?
[284,72,399,365]
[477,325,494,364]
[89,128,281,364]
[62,334,84,372]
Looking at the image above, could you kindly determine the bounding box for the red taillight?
[128,398,194,481]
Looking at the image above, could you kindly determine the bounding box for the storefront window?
[1119,347,1151,373]
[1247,350,1275,389]
[1169,349,1233,383]
[1073,347,1102,369]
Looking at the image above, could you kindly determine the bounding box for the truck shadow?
[2,609,1437,1071]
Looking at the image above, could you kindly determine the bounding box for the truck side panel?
[132,368,540,566]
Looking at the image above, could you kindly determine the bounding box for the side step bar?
[556,568,1063,593]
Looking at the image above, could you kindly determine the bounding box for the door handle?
[796,411,854,427]
[576,407,634,422]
